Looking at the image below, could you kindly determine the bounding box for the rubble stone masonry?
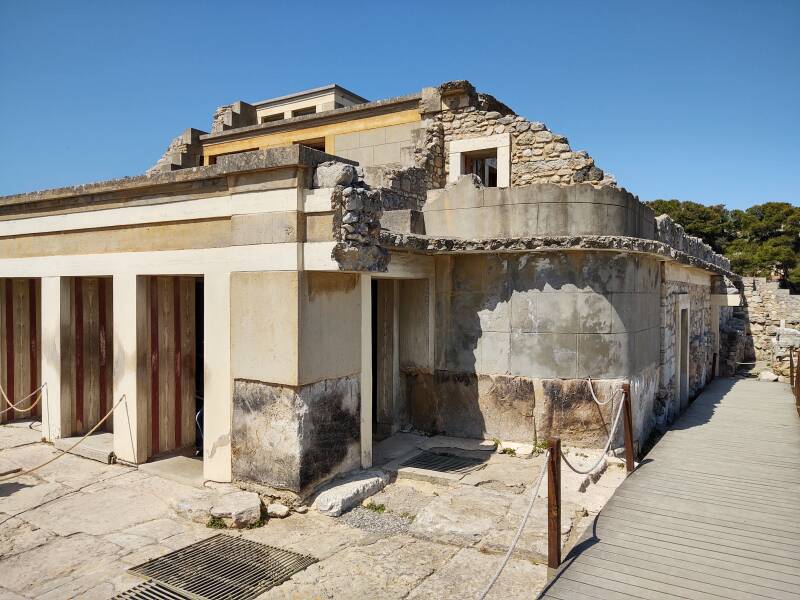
[741,277,800,376]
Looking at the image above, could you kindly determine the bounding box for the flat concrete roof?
[252,84,368,108]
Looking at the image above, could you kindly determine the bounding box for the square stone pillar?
[112,274,148,464]
[203,272,232,482]
[40,277,68,441]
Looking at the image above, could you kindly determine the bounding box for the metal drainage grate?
[113,580,192,599]
[400,450,485,474]
[129,534,317,600]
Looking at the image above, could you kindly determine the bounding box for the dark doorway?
[195,279,204,456]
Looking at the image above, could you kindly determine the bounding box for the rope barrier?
[0,394,126,483]
[586,378,623,407]
[477,449,550,600]
[0,382,47,416]
[560,393,626,475]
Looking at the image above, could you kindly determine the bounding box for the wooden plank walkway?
[539,378,800,600]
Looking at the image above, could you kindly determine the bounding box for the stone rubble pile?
[314,161,389,271]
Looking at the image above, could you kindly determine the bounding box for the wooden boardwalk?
[540,378,800,600]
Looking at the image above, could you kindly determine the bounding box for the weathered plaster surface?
[231,375,360,495]
[403,252,660,446]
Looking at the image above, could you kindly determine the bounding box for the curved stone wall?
[422,179,655,240]
[406,251,662,445]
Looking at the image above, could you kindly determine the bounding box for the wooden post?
[794,348,800,414]
[547,437,561,571]
[789,347,795,388]
[622,382,635,474]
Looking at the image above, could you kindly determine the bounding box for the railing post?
[794,349,800,414]
[547,437,561,572]
[622,382,635,474]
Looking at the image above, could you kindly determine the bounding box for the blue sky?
[1,0,797,209]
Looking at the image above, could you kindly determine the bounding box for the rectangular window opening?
[294,138,326,152]
[291,106,317,118]
[463,149,498,187]
[260,113,284,124]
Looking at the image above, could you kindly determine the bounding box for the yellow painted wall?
[203,109,421,164]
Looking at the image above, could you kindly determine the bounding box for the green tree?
[647,199,800,289]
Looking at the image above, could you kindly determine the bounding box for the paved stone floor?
[0,424,625,600]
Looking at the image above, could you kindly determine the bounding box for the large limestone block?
[313,470,389,517]
[313,161,356,188]
[210,491,262,528]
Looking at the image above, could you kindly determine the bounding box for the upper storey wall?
[422,178,655,240]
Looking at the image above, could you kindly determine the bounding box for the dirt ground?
[0,424,625,599]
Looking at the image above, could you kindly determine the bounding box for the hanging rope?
[586,377,623,407]
[477,449,550,600]
[0,394,126,483]
[560,394,627,475]
[0,382,47,416]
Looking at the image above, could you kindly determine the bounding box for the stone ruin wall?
[414,81,615,190]
[657,280,715,430]
[741,277,800,378]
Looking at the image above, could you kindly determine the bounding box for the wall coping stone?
[377,231,739,280]
[0,146,354,211]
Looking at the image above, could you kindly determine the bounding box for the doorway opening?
[139,276,203,463]
[0,278,41,425]
[371,279,393,441]
[61,277,113,435]
[678,307,689,410]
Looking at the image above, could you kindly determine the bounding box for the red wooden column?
[4,280,14,419]
[173,280,182,449]
[98,278,108,427]
[27,279,38,417]
[149,277,160,456]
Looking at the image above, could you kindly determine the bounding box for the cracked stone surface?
[0,426,625,599]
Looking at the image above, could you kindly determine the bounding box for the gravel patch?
[339,506,412,535]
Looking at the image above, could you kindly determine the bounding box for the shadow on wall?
[405,251,663,447]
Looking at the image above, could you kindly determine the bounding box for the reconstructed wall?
[405,251,661,448]
[230,271,362,495]
[422,178,655,240]
[0,279,41,423]
[333,122,420,169]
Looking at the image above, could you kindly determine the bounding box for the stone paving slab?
[0,424,627,599]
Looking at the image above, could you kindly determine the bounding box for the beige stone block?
[231,212,302,245]
[305,213,335,242]
[385,122,416,143]
[358,127,387,147]
[372,142,403,165]
[334,131,360,151]
[227,167,299,193]
[231,271,300,386]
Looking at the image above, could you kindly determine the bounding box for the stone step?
[53,432,114,464]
